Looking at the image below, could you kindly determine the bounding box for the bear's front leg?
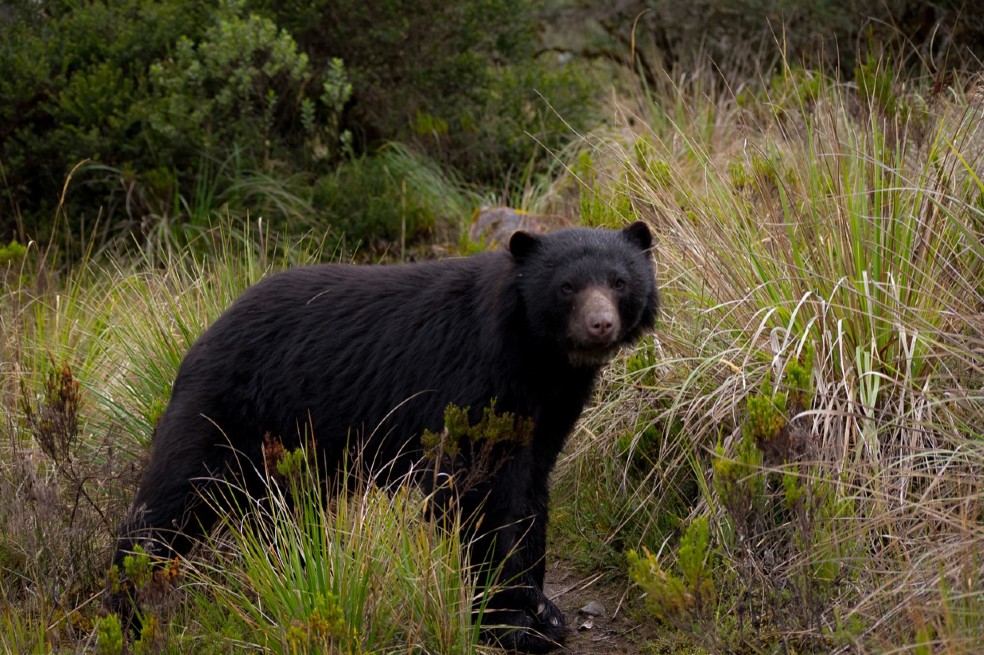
[489,475,567,651]
[465,463,567,652]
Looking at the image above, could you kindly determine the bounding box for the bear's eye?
[612,277,626,291]
[560,281,576,295]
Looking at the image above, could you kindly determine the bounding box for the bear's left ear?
[508,230,540,259]
[622,221,652,251]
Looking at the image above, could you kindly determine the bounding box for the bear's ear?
[622,221,652,251]
[508,230,540,259]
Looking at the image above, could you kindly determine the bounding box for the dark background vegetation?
[2,0,982,254]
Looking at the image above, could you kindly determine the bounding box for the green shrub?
[0,0,350,243]
[94,614,123,655]
[312,154,436,250]
[247,0,599,184]
[627,516,716,628]
[312,145,477,255]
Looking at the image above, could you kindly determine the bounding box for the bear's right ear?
[508,230,540,259]
[622,221,653,252]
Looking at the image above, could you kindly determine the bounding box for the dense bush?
[0,0,599,249]
[250,0,597,182]
[0,0,356,244]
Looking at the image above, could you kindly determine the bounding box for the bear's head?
[509,221,658,368]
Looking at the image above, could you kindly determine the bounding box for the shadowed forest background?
[1,1,982,653]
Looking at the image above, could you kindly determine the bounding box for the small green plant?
[122,545,153,591]
[743,374,788,465]
[627,516,716,627]
[580,185,637,229]
[0,240,27,265]
[728,160,752,190]
[625,338,660,385]
[634,139,673,190]
[285,592,360,655]
[422,402,533,496]
[133,615,163,655]
[94,613,124,655]
[712,429,766,545]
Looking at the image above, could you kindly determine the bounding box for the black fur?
[108,222,658,652]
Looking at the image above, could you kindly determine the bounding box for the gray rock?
[577,600,606,617]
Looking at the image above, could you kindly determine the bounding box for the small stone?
[578,618,594,631]
[577,600,605,617]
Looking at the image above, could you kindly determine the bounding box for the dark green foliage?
[1,0,598,250]
[1,0,195,236]
[422,402,534,467]
[312,155,437,248]
[569,1,984,83]
[249,0,526,138]
[252,0,597,183]
[0,0,349,242]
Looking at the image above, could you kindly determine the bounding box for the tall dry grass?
[560,58,982,652]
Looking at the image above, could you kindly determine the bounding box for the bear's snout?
[574,287,621,345]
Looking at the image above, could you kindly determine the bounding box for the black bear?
[108,222,658,652]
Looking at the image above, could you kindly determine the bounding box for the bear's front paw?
[482,598,568,653]
[533,597,566,632]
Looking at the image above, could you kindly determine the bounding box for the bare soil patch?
[543,557,660,654]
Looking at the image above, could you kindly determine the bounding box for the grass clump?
[179,442,482,654]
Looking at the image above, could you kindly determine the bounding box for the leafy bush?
[312,144,478,255]
[1,0,601,248]
[254,0,599,184]
[0,0,350,242]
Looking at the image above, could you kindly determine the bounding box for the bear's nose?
[589,315,614,338]
[574,287,621,346]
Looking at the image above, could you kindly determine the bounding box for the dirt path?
[543,558,656,654]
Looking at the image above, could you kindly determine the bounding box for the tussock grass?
[177,452,483,654]
[561,58,983,651]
